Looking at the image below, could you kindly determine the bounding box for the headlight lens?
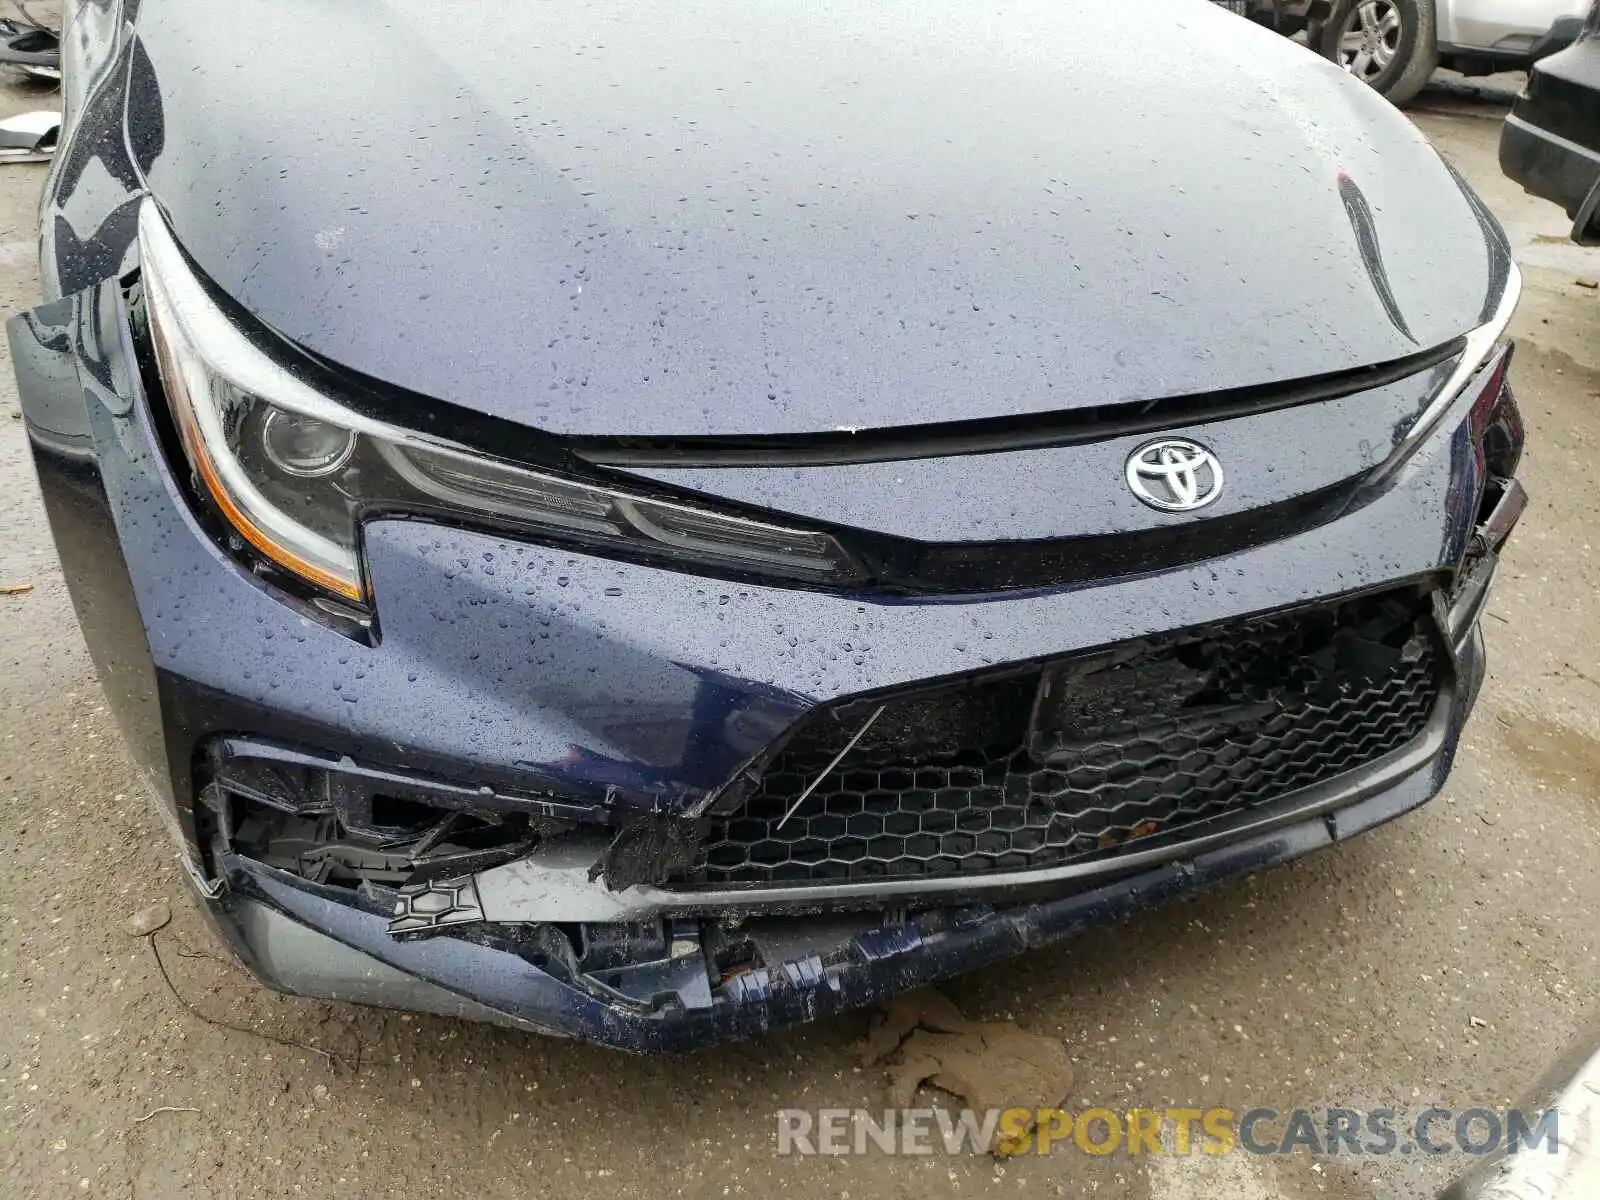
[259,410,358,478]
[138,201,857,603]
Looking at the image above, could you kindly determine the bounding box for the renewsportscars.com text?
[775,1106,1559,1157]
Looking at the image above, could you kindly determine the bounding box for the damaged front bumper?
[208,643,1481,1049]
[194,561,1501,1049]
[12,277,1526,1051]
[188,485,1519,1050]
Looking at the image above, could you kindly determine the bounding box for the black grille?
[672,591,1444,888]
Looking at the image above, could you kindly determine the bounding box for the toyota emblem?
[1125,439,1225,513]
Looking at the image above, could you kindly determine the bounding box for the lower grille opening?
[229,801,538,890]
[196,741,589,893]
[670,589,1445,888]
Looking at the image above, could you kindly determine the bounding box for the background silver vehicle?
[1235,0,1590,103]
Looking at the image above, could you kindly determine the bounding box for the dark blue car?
[13,0,1527,1048]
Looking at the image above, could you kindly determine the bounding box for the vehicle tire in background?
[1313,0,1439,106]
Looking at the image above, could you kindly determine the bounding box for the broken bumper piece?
[210,742,1459,1050]
[198,622,1481,1052]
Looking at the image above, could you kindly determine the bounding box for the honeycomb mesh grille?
[672,592,1442,888]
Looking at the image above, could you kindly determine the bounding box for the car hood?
[136,0,1510,438]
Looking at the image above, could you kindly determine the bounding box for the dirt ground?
[1,66,1598,1200]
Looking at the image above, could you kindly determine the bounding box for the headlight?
[137,201,858,603]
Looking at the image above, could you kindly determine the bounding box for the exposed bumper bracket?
[1447,477,1527,651]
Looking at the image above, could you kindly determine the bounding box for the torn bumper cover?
[213,659,1478,1049]
[193,465,1519,1048]
[197,582,1496,1050]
